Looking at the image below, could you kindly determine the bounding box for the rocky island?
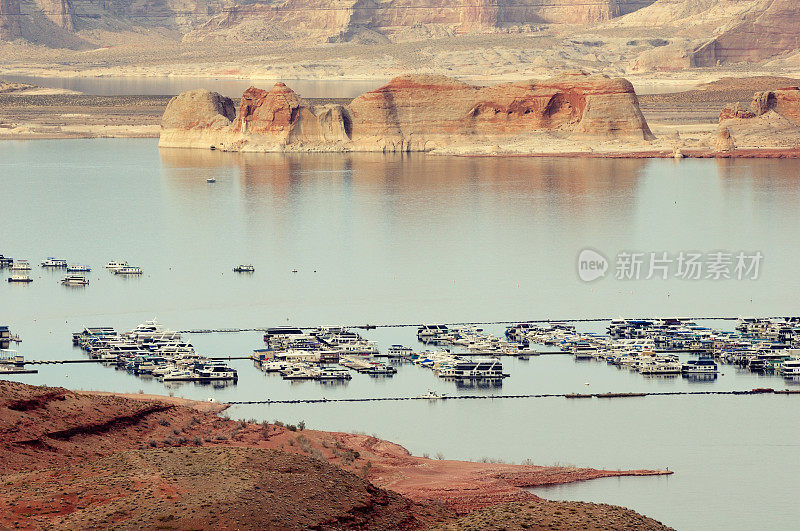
[158,72,656,155]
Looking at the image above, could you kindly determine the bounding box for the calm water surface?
[2,75,384,98]
[3,139,800,529]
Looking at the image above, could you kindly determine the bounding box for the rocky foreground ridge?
[159,73,655,154]
[0,381,673,529]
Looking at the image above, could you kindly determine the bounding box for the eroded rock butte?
[159,73,655,153]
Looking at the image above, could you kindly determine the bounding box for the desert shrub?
[148,440,158,447]
[158,419,170,427]
[297,420,305,431]
[361,461,372,477]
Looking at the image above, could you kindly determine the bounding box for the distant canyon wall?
[187,0,656,42]
[692,0,800,66]
[158,73,655,153]
[0,0,656,44]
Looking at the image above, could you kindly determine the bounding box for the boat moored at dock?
[682,358,719,374]
[61,275,89,286]
[10,260,31,271]
[41,258,67,268]
[114,266,143,275]
[105,261,128,270]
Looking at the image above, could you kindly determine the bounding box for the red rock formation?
[233,83,350,143]
[693,0,800,65]
[159,73,655,152]
[718,87,800,149]
[348,73,654,143]
[720,87,800,124]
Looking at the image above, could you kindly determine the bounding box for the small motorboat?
[417,390,445,400]
[207,178,216,183]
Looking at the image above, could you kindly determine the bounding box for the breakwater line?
[177,316,765,335]
[227,388,800,405]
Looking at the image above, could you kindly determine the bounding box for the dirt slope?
[0,381,673,529]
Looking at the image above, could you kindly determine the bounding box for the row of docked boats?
[506,321,718,377]
[416,324,537,357]
[72,319,237,383]
[254,327,395,381]
[507,317,800,379]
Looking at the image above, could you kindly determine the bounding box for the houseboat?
[436,358,506,379]
[67,265,91,272]
[10,260,31,271]
[105,261,128,270]
[7,275,32,283]
[41,258,68,268]
[61,276,89,286]
[681,358,719,374]
[114,266,143,275]
[233,265,255,273]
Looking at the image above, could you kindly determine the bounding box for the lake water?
[2,75,385,98]
[3,138,800,529]
[2,75,693,98]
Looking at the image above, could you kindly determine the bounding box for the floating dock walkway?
[227,388,800,405]
[177,315,764,335]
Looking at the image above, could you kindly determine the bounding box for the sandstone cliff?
[692,0,800,66]
[617,0,800,67]
[0,0,20,39]
[0,0,656,46]
[718,87,800,149]
[183,0,657,43]
[159,73,655,153]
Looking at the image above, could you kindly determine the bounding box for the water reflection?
[449,377,504,390]
[681,373,718,383]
